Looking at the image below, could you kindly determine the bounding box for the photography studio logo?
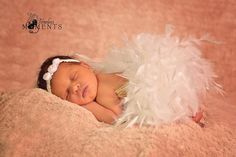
[22,12,63,34]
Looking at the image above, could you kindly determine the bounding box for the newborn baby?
[37,55,128,124]
[37,55,203,125]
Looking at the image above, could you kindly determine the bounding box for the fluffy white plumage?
[74,26,223,127]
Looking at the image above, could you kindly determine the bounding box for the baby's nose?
[71,83,81,94]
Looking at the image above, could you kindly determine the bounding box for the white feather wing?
[74,27,223,127]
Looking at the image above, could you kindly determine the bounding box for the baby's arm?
[82,101,118,124]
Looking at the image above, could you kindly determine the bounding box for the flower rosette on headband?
[43,58,61,81]
[43,58,81,93]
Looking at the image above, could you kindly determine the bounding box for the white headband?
[43,58,80,93]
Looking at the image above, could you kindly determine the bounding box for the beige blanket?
[0,88,235,157]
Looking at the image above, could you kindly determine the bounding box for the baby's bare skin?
[51,61,128,124]
[82,72,128,124]
[95,72,128,115]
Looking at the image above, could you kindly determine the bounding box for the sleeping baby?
[36,25,225,128]
[37,55,203,126]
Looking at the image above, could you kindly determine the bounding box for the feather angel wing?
[73,26,224,127]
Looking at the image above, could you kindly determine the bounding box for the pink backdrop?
[0,0,235,97]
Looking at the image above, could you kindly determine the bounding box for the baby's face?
[50,62,98,105]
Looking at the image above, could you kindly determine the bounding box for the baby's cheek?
[69,95,85,106]
[87,88,97,101]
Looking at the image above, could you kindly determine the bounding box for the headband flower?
[43,58,80,93]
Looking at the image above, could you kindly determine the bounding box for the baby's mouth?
[82,85,88,98]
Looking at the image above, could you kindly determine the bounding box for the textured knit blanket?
[0,88,235,157]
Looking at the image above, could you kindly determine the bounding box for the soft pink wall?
[0,0,235,95]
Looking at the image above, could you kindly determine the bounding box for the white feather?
[73,26,224,127]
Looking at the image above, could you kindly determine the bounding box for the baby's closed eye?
[65,71,78,100]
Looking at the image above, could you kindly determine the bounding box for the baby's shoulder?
[95,73,127,104]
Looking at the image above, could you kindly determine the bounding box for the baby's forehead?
[53,62,79,77]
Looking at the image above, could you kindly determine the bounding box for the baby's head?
[37,55,98,105]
